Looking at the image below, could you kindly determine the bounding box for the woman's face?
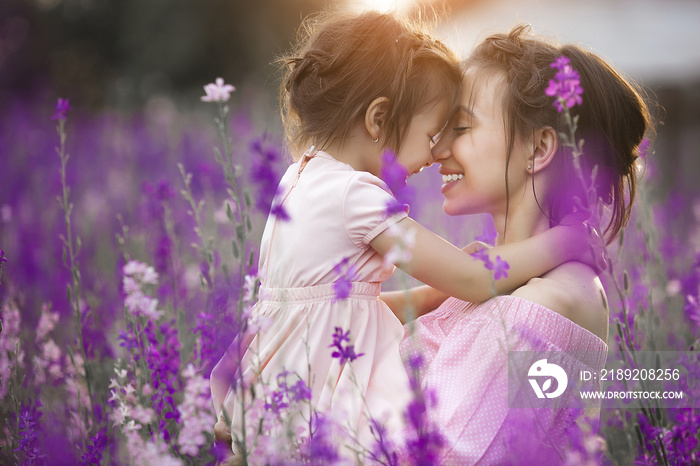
[432,71,529,217]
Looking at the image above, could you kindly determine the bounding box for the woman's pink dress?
[220,150,411,449]
[401,295,608,465]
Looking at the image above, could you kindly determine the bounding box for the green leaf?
[232,240,240,259]
[248,250,255,268]
[236,225,245,242]
[244,190,252,209]
[226,202,235,222]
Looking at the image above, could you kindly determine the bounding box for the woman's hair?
[279,10,461,158]
[465,25,652,242]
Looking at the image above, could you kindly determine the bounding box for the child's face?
[431,72,529,217]
[395,98,450,177]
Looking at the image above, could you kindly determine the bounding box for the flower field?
[0,80,699,465]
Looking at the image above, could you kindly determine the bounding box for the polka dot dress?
[400,295,608,464]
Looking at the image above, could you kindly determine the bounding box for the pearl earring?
[373,135,379,143]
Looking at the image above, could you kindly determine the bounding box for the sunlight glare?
[350,0,417,13]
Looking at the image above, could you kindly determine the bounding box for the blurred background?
[2,0,700,294]
[2,3,698,463]
[2,0,699,188]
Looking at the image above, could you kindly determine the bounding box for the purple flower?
[117,328,139,356]
[492,255,510,280]
[402,389,445,465]
[264,370,312,415]
[250,138,288,220]
[636,138,651,159]
[368,417,399,466]
[142,319,182,441]
[80,431,105,466]
[304,413,340,463]
[193,312,216,370]
[685,294,700,327]
[289,379,312,402]
[471,248,493,270]
[332,257,357,301]
[269,202,290,221]
[201,78,236,103]
[474,224,497,246]
[381,150,409,193]
[329,327,364,365]
[380,150,414,216]
[52,98,71,120]
[407,353,424,371]
[0,249,6,284]
[545,56,583,112]
[14,409,42,464]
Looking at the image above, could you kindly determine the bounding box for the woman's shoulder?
[510,262,609,342]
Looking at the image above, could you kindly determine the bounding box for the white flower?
[123,260,158,284]
[201,78,236,103]
[36,303,59,341]
[382,223,416,270]
[248,315,273,334]
[130,406,155,425]
[123,419,141,433]
[123,276,140,295]
[243,273,260,303]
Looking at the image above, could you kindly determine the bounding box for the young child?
[210,11,593,460]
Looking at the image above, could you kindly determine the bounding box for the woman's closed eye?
[452,126,470,133]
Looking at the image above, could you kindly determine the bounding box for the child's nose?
[431,136,451,163]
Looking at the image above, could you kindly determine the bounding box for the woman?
[387,26,651,464]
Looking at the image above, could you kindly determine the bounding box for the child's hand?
[558,214,607,273]
[214,418,236,465]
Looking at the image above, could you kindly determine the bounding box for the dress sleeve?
[342,171,409,248]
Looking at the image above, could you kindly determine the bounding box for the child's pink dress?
[221,150,411,448]
[401,295,608,465]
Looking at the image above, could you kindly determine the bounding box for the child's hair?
[464,25,653,242]
[279,10,462,158]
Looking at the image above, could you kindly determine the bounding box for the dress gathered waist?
[258,282,381,303]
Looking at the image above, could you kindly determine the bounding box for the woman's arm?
[371,217,588,304]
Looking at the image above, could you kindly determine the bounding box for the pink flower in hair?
[545,56,583,113]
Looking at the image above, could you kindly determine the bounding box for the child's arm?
[381,240,495,321]
[371,217,589,304]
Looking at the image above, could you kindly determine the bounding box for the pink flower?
[545,55,583,113]
[52,97,71,120]
[201,78,236,103]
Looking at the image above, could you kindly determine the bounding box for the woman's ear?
[365,97,389,142]
[529,126,558,173]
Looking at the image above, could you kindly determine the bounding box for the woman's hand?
[461,240,492,255]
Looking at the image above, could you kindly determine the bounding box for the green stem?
[56,118,96,441]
